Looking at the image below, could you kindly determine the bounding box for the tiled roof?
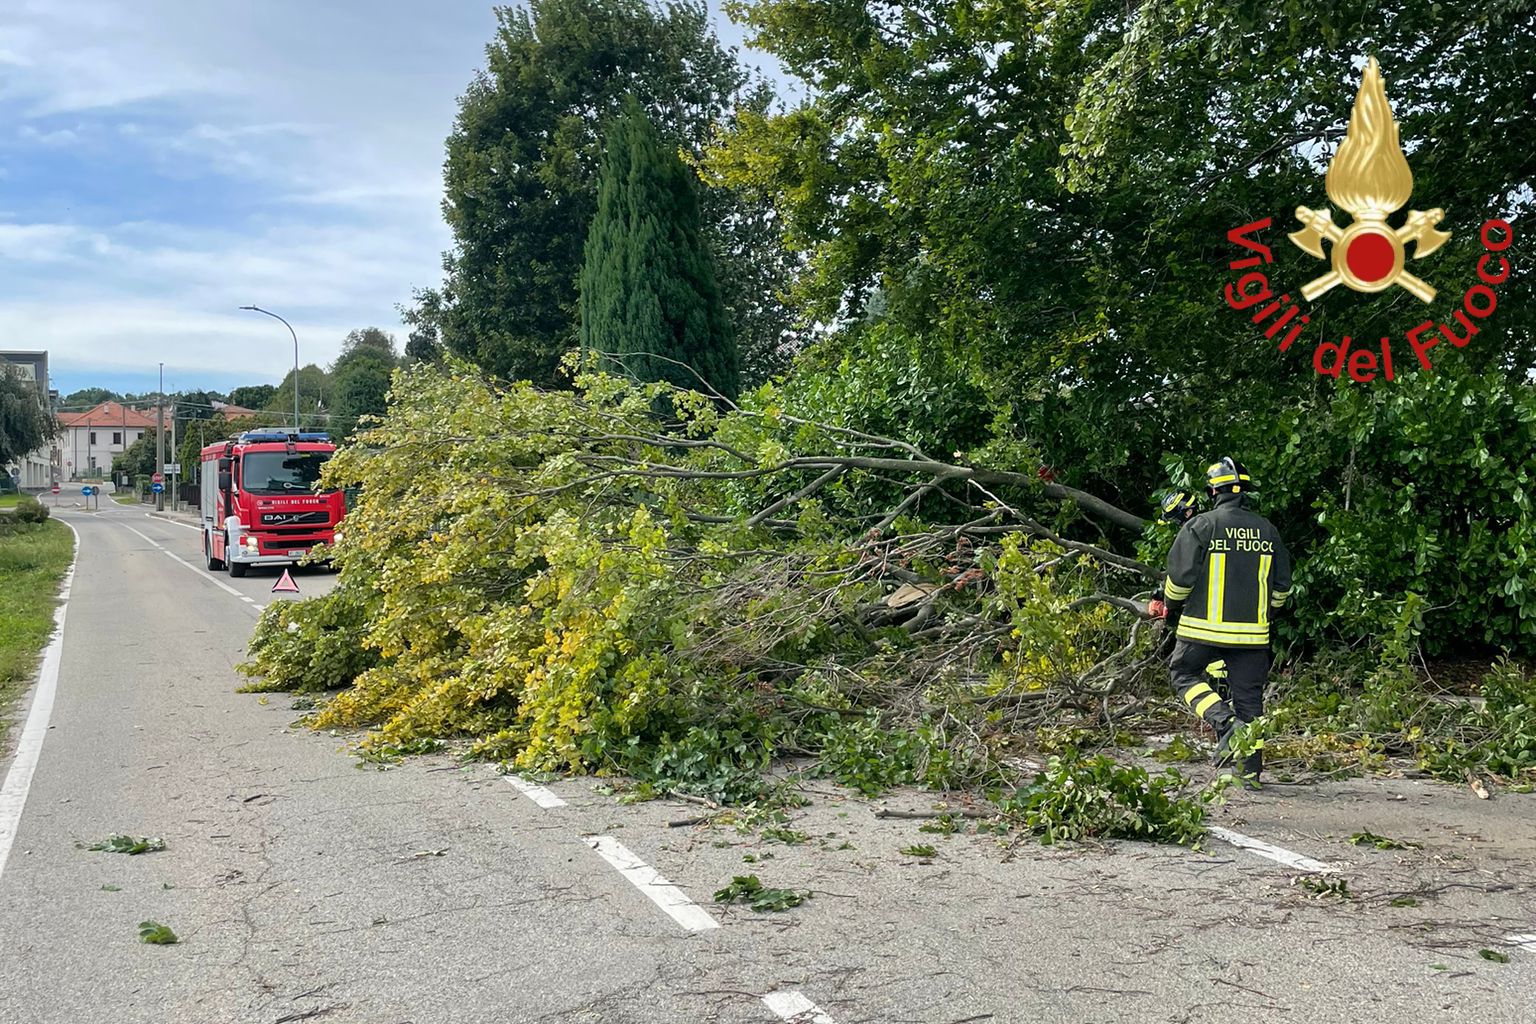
[57,401,162,429]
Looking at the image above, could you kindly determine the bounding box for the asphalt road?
[1,495,1532,1023]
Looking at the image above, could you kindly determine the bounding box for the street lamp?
[239,305,301,431]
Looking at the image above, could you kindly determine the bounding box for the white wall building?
[57,401,160,479]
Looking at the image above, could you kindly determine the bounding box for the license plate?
[287,549,305,557]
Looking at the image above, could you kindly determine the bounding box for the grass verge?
[0,520,75,748]
[0,495,21,509]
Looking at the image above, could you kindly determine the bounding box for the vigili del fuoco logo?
[1220,57,1514,382]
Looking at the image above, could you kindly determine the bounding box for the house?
[210,401,259,422]
[0,350,59,489]
[57,401,162,479]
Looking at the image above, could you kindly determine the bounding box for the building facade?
[0,350,59,489]
[57,401,161,479]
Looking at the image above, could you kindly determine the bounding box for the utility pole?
[170,402,178,510]
[156,363,165,512]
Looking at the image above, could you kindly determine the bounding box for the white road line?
[144,512,201,532]
[503,774,567,808]
[1207,826,1336,873]
[1506,933,1536,952]
[119,523,263,610]
[584,835,720,932]
[762,990,839,1024]
[0,522,80,882]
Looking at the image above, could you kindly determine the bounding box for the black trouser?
[1168,640,1270,775]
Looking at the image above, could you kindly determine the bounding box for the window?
[238,452,333,495]
[89,431,97,444]
[113,432,122,445]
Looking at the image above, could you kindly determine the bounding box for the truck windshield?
[240,452,332,495]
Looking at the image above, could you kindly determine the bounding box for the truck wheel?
[205,534,225,571]
[228,558,248,578]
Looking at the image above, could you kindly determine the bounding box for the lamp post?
[239,305,301,431]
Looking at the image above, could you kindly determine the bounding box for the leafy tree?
[339,327,398,362]
[401,292,445,364]
[1,367,58,470]
[422,0,756,386]
[331,350,396,439]
[265,365,331,431]
[227,385,277,410]
[581,97,739,397]
[61,387,122,409]
[708,0,1536,654]
[176,390,227,421]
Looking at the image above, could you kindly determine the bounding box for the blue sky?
[0,0,789,400]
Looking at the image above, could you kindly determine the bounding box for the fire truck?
[200,430,343,577]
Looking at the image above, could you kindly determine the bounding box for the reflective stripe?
[1178,623,1270,646]
[1257,554,1272,627]
[1193,693,1223,719]
[1182,682,1213,704]
[1179,616,1268,637]
[1209,473,1237,485]
[1207,554,1226,623]
[1206,659,1228,678]
[1164,580,1193,601]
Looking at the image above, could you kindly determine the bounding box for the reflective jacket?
[1162,493,1292,648]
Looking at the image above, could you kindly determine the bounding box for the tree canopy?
[1,368,57,470]
[419,0,786,388]
[581,97,739,397]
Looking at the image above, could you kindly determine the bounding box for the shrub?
[239,585,379,693]
[12,496,49,523]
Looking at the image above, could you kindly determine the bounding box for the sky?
[0,0,789,402]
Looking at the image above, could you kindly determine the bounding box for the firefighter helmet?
[1205,457,1253,493]
[1158,490,1197,523]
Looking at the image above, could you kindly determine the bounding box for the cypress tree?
[580,96,739,399]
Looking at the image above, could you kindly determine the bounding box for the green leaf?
[1478,949,1510,963]
[138,921,179,945]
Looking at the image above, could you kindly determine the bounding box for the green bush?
[12,496,49,523]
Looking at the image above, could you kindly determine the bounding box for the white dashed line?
[1506,933,1536,952]
[762,990,839,1023]
[503,774,567,808]
[0,522,79,882]
[584,835,720,932]
[1207,826,1336,873]
[119,523,263,610]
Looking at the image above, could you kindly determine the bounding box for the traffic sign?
[151,482,164,494]
[151,472,164,483]
[81,485,94,497]
[163,463,181,474]
[50,484,60,495]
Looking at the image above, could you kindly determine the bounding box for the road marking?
[144,512,201,532]
[1507,933,1536,952]
[504,774,566,808]
[119,524,263,611]
[0,522,79,882]
[1207,826,1336,873]
[584,835,720,932]
[762,991,839,1023]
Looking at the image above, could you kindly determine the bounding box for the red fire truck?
[200,430,343,577]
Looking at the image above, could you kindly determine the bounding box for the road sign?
[151,472,164,483]
[81,485,94,497]
[163,463,181,474]
[151,482,164,494]
[50,484,60,495]
[271,569,300,594]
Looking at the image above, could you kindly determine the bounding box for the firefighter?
[1150,458,1292,783]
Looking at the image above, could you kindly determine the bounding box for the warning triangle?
[271,569,300,594]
